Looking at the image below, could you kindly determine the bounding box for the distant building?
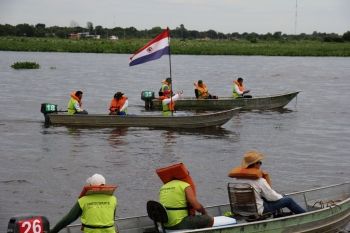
[69,32,100,40]
[69,33,80,40]
[109,35,119,40]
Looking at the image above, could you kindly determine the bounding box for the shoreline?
[1,37,350,56]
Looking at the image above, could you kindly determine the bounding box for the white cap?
[86,174,106,186]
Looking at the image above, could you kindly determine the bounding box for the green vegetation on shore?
[11,61,40,69]
[1,37,350,56]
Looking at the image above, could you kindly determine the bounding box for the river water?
[0,51,349,230]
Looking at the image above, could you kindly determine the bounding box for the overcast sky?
[0,0,349,34]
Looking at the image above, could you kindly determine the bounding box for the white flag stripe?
[131,37,169,61]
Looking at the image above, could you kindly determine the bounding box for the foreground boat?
[63,182,349,233]
[142,91,300,111]
[42,108,240,128]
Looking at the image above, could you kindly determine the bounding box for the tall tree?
[87,21,93,34]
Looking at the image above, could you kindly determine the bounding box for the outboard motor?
[40,103,58,114]
[7,215,50,233]
[141,91,155,110]
[40,103,58,124]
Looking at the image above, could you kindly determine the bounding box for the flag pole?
[167,27,174,116]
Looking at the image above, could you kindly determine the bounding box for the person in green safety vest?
[161,91,182,116]
[232,77,251,98]
[67,90,88,114]
[159,174,214,230]
[50,174,118,233]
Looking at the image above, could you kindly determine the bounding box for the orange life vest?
[70,91,82,107]
[156,163,196,194]
[109,96,127,112]
[196,83,209,98]
[228,166,272,186]
[79,185,117,198]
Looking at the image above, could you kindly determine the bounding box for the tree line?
[0,23,349,42]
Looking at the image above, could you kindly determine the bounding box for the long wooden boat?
[62,182,350,233]
[42,108,240,128]
[143,91,300,111]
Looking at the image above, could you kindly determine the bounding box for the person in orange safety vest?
[109,92,128,115]
[193,80,217,99]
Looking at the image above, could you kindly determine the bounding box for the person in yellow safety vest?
[67,91,88,114]
[50,174,118,233]
[159,77,172,98]
[232,77,251,98]
[159,174,214,230]
[161,91,182,116]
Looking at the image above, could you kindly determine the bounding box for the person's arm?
[74,102,83,112]
[259,178,283,201]
[109,100,114,112]
[120,99,128,112]
[234,84,244,95]
[184,186,207,215]
[162,93,180,105]
[50,202,82,233]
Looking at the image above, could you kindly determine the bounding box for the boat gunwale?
[64,182,350,232]
[151,91,301,102]
[47,107,240,119]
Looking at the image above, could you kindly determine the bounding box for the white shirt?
[162,93,180,105]
[236,178,283,215]
[74,102,83,112]
[120,99,128,112]
[234,84,244,95]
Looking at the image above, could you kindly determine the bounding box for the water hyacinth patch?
[11,61,40,69]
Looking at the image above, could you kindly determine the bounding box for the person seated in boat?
[232,77,252,98]
[228,151,306,216]
[161,90,182,116]
[67,90,88,114]
[109,92,128,115]
[157,163,214,230]
[159,77,172,98]
[50,174,118,233]
[193,80,217,99]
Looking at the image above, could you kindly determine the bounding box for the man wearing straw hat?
[232,150,305,215]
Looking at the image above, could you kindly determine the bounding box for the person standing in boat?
[109,92,128,115]
[50,174,118,233]
[67,90,88,114]
[157,163,214,230]
[159,77,172,98]
[232,77,252,98]
[228,151,306,216]
[193,80,217,99]
[161,90,182,116]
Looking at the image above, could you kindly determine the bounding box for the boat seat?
[147,200,168,233]
[147,200,185,233]
[227,183,272,222]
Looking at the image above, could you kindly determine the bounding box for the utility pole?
[294,0,298,35]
